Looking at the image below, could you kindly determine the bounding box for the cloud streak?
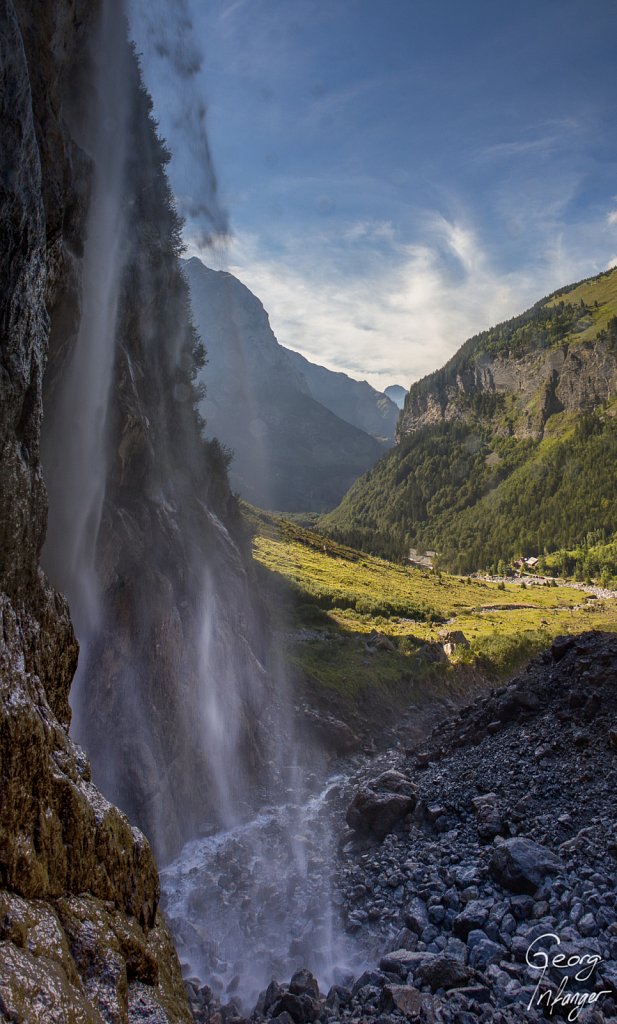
[187,211,614,393]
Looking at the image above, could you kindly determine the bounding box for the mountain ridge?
[320,265,617,571]
[184,257,397,512]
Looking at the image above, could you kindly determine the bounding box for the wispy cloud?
[474,119,583,165]
[187,212,614,392]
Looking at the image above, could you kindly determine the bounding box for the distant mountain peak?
[384,384,407,409]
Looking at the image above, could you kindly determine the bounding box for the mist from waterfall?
[39,0,364,1009]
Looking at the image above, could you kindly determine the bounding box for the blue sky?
[129,0,617,391]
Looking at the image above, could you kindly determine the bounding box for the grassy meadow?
[244,505,617,732]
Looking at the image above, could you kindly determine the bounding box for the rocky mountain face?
[398,269,617,440]
[399,331,617,443]
[0,1,193,1019]
[321,269,617,570]
[281,347,399,441]
[36,10,275,864]
[183,257,394,511]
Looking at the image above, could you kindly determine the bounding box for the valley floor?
[244,507,617,745]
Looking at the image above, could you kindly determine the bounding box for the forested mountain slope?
[321,268,617,571]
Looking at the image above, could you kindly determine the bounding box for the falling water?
[161,774,367,1011]
[42,0,131,727]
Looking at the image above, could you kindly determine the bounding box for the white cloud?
[608,210,617,227]
[187,214,614,393]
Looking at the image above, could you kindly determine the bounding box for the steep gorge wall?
[0,1,192,1019]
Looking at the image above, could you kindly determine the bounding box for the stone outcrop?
[0,1,192,1018]
[398,332,617,440]
[346,769,417,840]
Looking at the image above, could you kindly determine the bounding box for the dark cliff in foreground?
[37,12,274,861]
[321,268,617,570]
[0,0,276,1017]
[0,1,192,1019]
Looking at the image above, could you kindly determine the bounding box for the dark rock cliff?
[399,337,617,440]
[35,10,272,863]
[0,0,247,1018]
[0,0,192,1018]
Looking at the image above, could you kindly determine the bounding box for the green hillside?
[244,506,617,732]
[320,267,617,573]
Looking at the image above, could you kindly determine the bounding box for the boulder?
[472,793,504,841]
[441,630,470,655]
[452,900,489,939]
[489,838,563,894]
[468,938,504,970]
[301,709,361,755]
[372,770,417,797]
[404,897,429,935]
[379,950,435,978]
[270,992,306,1023]
[352,970,387,994]
[325,985,352,1011]
[289,969,319,1000]
[380,984,422,1017]
[346,771,416,840]
[366,631,396,652]
[413,954,473,991]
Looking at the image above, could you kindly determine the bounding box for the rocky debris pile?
[331,631,617,1021]
[182,631,617,1023]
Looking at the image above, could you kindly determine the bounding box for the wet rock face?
[0,892,191,1024]
[0,2,192,1019]
[0,0,48,606]
[34,0,270,862]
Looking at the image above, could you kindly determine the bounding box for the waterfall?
[41,0,130,719]
[40,0,364,1008]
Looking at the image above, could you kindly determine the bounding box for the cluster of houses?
[407,549,544,577]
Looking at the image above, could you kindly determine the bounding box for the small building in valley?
[409,548,436,569]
